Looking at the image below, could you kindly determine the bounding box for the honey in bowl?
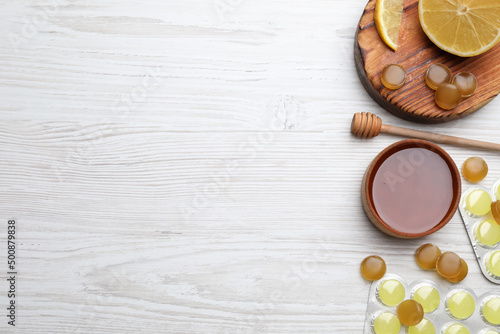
[362,140,461,238]
[372,147,454,233]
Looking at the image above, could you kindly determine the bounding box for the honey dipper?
[351,112,500,151]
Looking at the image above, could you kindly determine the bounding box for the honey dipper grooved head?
[351,112,382,138]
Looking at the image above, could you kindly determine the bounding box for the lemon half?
[419,0,500,57]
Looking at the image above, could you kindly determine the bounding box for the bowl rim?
[361,139,461,238]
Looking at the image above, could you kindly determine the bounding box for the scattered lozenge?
[436,252,462,279]
[443,323,470,334]
[361,255,387,281]
[397,299,424,326]
[435,83,462,110]
[373,312,401,334]
[465,189,492,216]
[378,279,406,307]
[462,157,488,183]
[413,285,440,313]
[482,296,500,326]
[381,64,407,90]
[446,291,475,320]
[452,72,477,98]
[486,250,500,278]
[408,318,435,334]
[446,259,468,283]
[425,64,451,90]
[475,219,500,246]
[415,243,442,270]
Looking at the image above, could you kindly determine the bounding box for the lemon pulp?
[419,0,500,57]
[374,0,403,51]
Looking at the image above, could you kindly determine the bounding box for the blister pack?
[363,274,500,334]
[458,179,500,284]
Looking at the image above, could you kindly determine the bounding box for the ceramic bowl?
[361,139,461,238]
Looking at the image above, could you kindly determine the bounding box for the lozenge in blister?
[363,274,500,334]
[458,179,500,284]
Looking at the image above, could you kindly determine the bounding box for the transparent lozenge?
[373,311,401,334]
[397,299,424,326]
[458,180,500,284]
[465,189,492,217]
[452,72,477,98]
[479,330,500,334]
[462,157,488,183]
[435,83,462,110]
[443,322,470,334]
[446,259,468,284]
[363,274,500,334]
[475,220,500,247]
[446,290,475,320]
[408,318,436,334]
[492,201,500,225]
[486,250,500,279]
[415,244,442,270]
[412,284,440,313]
[481,296,500,326]
[381,64,407,90]
[415,244,467,283]
[494,181,500,224]
[361,255,387,281]
[436,252,462,279]
[425,64,451,90]
[378,278,406,307]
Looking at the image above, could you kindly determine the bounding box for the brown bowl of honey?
[362,139,461,238]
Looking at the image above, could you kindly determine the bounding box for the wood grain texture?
[355,0,500,123]
[0,0,500,333]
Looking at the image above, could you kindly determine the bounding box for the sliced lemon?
[419,0,500,57]
[374,0,404,51]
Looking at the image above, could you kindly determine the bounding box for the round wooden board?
[354,0,500,123]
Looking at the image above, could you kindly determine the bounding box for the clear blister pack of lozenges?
[458,179,500,284]
[363,273,500,334]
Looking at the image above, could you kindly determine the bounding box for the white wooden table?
[1,1,499,333]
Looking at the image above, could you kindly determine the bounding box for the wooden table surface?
[1,1,499,333]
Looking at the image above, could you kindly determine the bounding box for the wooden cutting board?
[355,0,500,123]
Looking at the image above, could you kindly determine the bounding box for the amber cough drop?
[415,243,441,270]
[492,201,500,225]
[425,64,451,90]
[436,251,462,279]
[446,258,468,283]
[435,83,462,110]
[361,255,386,281]
[452,72,477,98]
[381,64,407,90]
[396,299,424,326]
[462,157,488,183]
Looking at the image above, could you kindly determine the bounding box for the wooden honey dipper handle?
[351,112,500,151]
